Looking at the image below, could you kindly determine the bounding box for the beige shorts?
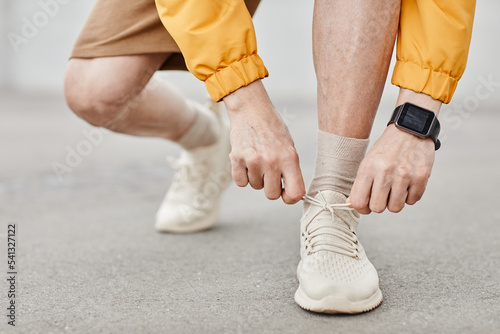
[71,0,261,71]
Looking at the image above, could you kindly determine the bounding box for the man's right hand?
[223,80,305,204]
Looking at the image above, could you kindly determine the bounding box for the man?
[65,0,476,314]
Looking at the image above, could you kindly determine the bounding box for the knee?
[64,66,133,128]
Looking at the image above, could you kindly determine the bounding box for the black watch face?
[397,103,435,135]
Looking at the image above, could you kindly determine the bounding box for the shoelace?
[302,191,359,258]
[167,156,210,185]
[167,155,217,210]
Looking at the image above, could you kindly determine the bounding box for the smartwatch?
[387,102,441,150]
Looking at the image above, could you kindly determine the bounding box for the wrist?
[388,101,441,150]
[222,79,272,114]
[395,88,442,117]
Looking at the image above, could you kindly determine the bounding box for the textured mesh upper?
[300,190,374,283]
[305,247,371,283]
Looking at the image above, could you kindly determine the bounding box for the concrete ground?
[0,92,499,333]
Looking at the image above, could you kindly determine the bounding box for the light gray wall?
[1,0,499,108]
[0,0,10,89]
[2,0,95,93]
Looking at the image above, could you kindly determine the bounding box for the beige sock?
[176,100,220,150]
[308,130,369,198]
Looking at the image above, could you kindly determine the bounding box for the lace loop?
[166,155,212,209]
[302,191,359,258]
[167,156,209,182]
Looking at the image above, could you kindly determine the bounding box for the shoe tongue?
[310,190,359,231]
[314,190,347,205]
[303,191,359,253]
[178,148,212,166]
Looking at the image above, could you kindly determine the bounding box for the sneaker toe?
[296,257,382,313]
[155,203,205,232]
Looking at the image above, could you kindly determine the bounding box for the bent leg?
[314,0,400,138]
[293,0,402,315]
[64,54,197,141]
[309,0,400,197]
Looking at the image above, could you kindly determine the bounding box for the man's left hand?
[348,123,435,214]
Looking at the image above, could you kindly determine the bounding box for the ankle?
[308,131,369,201]
[176,100,220,150]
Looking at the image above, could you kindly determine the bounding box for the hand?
[223,80,306,204]
[348,124,435,214]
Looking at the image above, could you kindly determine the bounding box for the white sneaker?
[155,101,232,233]
[295,190,383,314]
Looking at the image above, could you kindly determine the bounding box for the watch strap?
[432,121,441,150]
[387,104,404,127]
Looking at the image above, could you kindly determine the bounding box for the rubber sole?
[294,286,383,314]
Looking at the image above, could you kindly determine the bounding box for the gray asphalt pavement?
[0,92,499,333]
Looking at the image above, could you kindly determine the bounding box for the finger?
[281,165,306,205]
[387,178,410,213]
[406,171,429,205]
[368,176,392,214]
[263,171,282,200]
[349,175,373,215]
[230,155,248,187]
[248,167,264,190]
[406,182,427,205]
[243,150,265,190]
